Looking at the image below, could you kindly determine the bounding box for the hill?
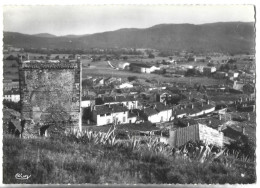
[33,33,57,38]
[3,22,255,53]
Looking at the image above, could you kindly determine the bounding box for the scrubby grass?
[3,134,256,184]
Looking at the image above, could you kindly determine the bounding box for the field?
[82,60,225,85]
[3,135,256,184]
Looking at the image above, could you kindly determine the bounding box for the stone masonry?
[19,60,82,137]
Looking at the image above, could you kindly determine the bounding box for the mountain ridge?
[3,22,255,53]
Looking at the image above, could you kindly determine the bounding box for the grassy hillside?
[3,133,256,184]
[4,22,255,54]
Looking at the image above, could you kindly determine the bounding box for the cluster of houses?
[82,88,218,126]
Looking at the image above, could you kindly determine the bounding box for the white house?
[81,96,95,108]
[102,95,139,110]
[118,62,130,70]
[149,66,161,73]
[228,71,239,78]
[173,101,215,118]
[127,109,142,124]
[4,90,20,102]
[92,104,129,126]
[214,71,228,79]
[203,66,216,75]
[155,103,173,122]
[142,102,173,123]
[130,63,160,74]
[117,82,133,89]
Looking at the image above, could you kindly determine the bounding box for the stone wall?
[198,124,224,148]
[19,60,81,137]
[168,124,224,148]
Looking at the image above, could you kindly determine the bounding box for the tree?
[148,53,155,58]
[162,69,166,74]
[127,76,137,82]
[6,55,18,61]
[185,69,196,76]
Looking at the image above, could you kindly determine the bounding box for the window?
[123,117,126,122]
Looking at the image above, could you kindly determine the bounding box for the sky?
[3,5,255,36]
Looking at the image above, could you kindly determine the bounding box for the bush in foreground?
[3,133,256,184]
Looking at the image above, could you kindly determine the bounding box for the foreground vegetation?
[3,129,256,184]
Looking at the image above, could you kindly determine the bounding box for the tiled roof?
[116,95,136,102]
[94,104,128,115]
[128,109,142,118]
[130,62,152,68]
[174,101,215,116]
[82,96,95,100]
[11,119,22,133]
[178,118,198,126]
[196,117,226,129]
[3,108,20,120]
[143,107,158,116]
[174,109,187,116]
[4,89,20,95]
[103,96,115,103]
[153,102,172,112]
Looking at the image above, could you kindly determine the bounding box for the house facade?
[203,66,216,75]
[130,63,160,74]
[92,104,129,126]
[142,103,173,123]
[4,89,20,102]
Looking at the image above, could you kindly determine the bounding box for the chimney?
[219,115,222,120]
[191,104,194,109]
[187,122,190,126]
[114,96,117,101]
[242,126,245,135]
[218,125,222,132]
[201,102,204,107]
[207,100,209,105]
[208,120,211,125]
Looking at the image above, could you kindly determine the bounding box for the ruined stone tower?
[19,59,82,137]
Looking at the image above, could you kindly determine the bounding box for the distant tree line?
[23,48,143,55]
